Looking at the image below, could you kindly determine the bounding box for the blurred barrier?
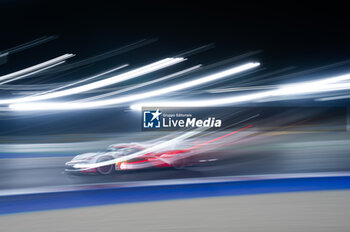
[1,173,350,215]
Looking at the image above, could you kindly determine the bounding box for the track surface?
[1,190,350,232]
[1,132,350,190]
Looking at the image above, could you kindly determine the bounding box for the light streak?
[77,65,202,102]
[2,57,184,105]
[130,72,350,109]
[9,62,259,110]
[316,95,350,101]
[29,64,128,96]
[0,54,75,82]
[73,125,253,170]
[0,61,65,86]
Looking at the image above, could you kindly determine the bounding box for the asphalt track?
[1,190,350,232]
[1,132,350,191]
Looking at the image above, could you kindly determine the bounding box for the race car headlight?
[73,163,93,169]
[73,163,84,169]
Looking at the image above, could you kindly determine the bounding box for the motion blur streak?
[29,64,129,96]
[38,38,158,76]
[2,57,185,105]
[9,62,259,110]
[73,129,205,169]
[0,35,58,55]
[0,54,75,82]
[207,85,277,93]
[130,71,350,109]
[255,82,350,103]
[73,125,253,170]
[77,65,202,102]
[276,73,350,95]
[188,125,253,150]
[0,61,65,86]
[0,53,7,66]
[316,95,350,101]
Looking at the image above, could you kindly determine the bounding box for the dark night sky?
[1,1,350,68]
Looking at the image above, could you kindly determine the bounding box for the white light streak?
[316,95,350,101]
[207,85,277,93]
[29,64,128,96]
[1,58,184,104]
[9,62,260,110]
[130,72,350,109]
[0,54,75,82]
[78,65,202,102]
[0,61,65,86]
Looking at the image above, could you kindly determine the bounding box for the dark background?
[1,1,350,70]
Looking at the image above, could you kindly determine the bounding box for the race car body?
[65,142,195,174]
[65,126,253,175]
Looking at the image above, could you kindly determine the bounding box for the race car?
[65,142,195,175]
[65,127,252,175]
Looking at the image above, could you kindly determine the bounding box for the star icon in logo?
[150,109,162,121]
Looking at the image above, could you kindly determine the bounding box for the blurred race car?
[65,142,195,175]
[65,127,252,175]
